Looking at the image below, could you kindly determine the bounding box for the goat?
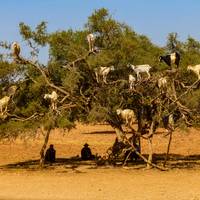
[116,108,135,127]
[7,85,17,97]
[159,52,180,68]
[187,64,200,80]
[128,74,136,90]
[95,66,115,83]
[0,96,10,114]
[11,42,21,59]
[168,114,174,130]
[44,91,58,110]
[157,77,167,90]
[87,33,95,52]
[129,64,151,81]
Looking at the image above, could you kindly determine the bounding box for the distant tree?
[166,32,183,53]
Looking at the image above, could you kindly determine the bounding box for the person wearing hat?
[45,144,56,163]
[81,143,95,160]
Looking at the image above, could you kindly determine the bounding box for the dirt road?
[0,168,200,200]
[0,124,200,200]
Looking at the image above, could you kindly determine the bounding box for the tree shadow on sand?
[154,153,200,169]
[1,154,200,171]
[0,157,96,171]
[82,130,116,134]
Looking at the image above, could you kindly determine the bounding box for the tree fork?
[112,125,167,171]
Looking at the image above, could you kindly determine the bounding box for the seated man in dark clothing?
[45,144,56,163]
[81,143,95,160]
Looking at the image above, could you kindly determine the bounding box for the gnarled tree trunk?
[163,130,173,167]
[39,126,52,167]
[147,120,154,169]
[147,136,153,169]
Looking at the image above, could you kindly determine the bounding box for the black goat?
[159,52,180,68]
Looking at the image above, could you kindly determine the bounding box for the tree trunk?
[137,108,143,133]
[39,126,51,167]
[163,130,173,167]
[147,120,154,169]
[136,108,143,155]
[111,122,167,170]
[113,127,125,142]
[137,135,141,153]
[147,137,153,169]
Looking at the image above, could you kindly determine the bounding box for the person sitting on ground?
[81,143,95,160]
[45,144,56,163]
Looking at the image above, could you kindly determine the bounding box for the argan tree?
[0,8,199,169]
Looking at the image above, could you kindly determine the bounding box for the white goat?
[168,114,174,131]
[158,77,167,90]
[87,33,95,52]
[187,64,200,80]
[128,74,136,90]
[7,85,17,97]
[0,96,10,114]
[129,64,151,81]
[95,66,115,83]
[116,108,135,127]
[163,114,174,133]
[11,41,21,59]
[44,91,58,110]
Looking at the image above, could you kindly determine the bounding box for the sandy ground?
[0,124,200,200]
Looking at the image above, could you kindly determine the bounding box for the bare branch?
[169,79,200,106]
[63,51,95,68]
[16,56,70,97]
[122,133,167,171]
[58,103,76,111]
[7,112,40,121]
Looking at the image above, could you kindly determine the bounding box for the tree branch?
[7,112,40,121]
[17,57,70,97]
[63,51,95,68]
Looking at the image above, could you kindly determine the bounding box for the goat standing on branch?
[128,74,136,90]
[11,42,21,60]
[157,76,167,92]
[187,64,200,80]
[95,66,115,84]
[87,33,95,52]
[128,64,151,81]
[7,85,17,97]
[159,52,180,69]
[44,91,58,111]
[116,108,135,128]
[0,96,10,115]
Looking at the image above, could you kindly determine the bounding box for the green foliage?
[184,89,200,110]
[19,21,48,46]
[0,120,40,140]
[0,61,22,84]
[56,115,75,130]
[62,68,82,94]
[87,105,108,123]
[0,7,200,141]
[49,30,87,63]
[166,32,182,52]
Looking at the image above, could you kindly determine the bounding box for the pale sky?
[1,0,200,63]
